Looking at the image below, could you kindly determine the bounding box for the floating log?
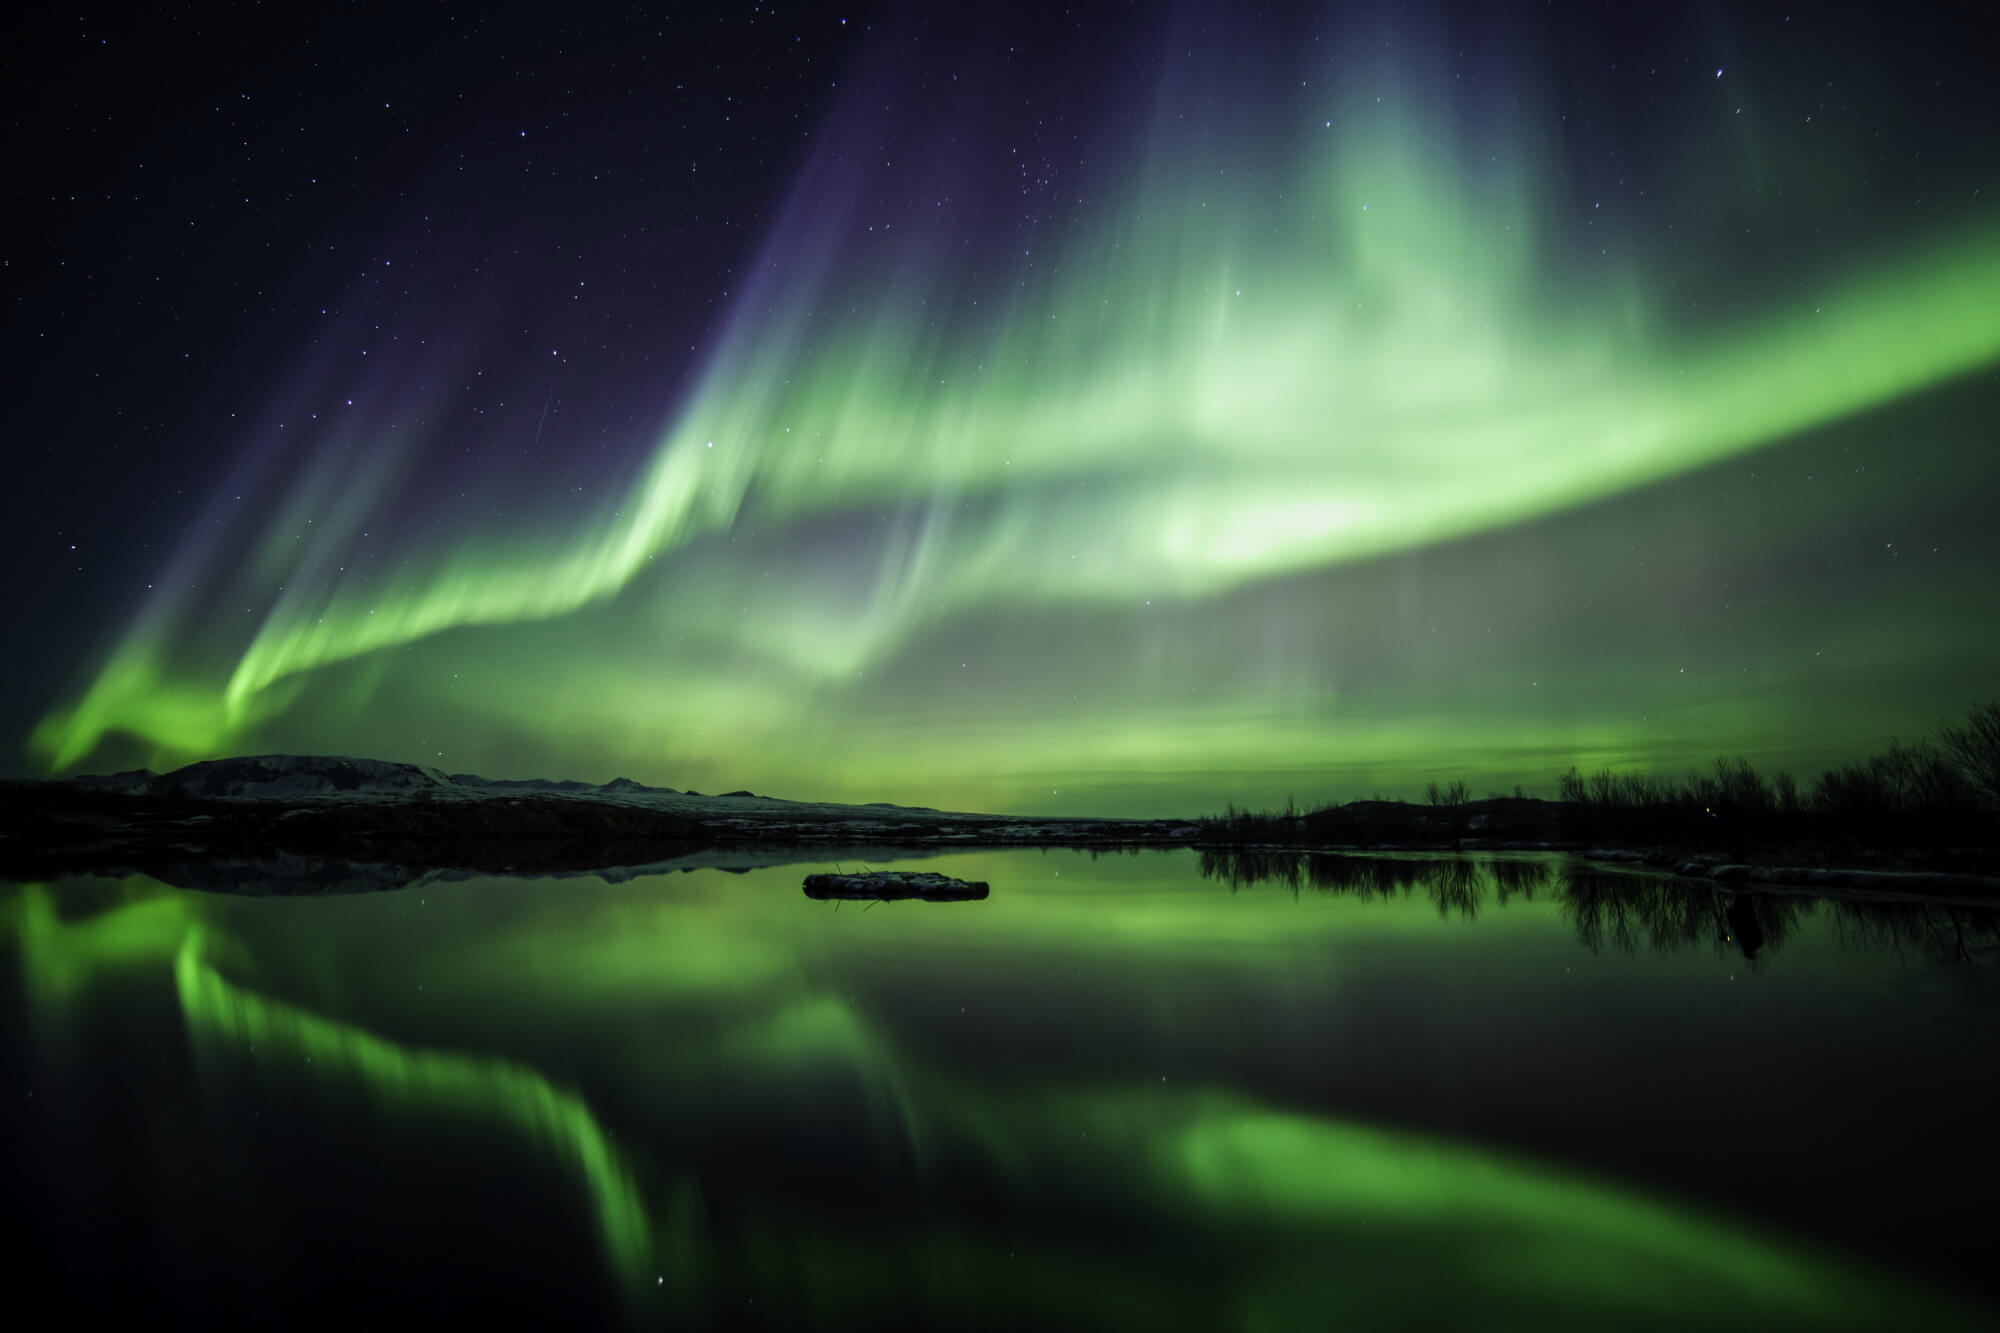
[803,871,990,902]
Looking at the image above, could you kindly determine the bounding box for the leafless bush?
[1939,701,2000,810]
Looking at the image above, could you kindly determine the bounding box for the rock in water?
[802,871,989,902]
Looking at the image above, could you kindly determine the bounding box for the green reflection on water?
[172,927,660,1287]
[10,883,677,1294]
[1175,1106,1842,1324]
[6,856,1993,1328]
[14,882,198,1004]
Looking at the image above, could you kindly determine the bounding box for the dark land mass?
[0,754,1196,892]
[2,751,1997,899]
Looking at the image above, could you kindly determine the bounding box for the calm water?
[5,849,1997,1330]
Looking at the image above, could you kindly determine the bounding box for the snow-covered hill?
[85,755,459,800]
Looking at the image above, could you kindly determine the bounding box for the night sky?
[8,2,1998,814]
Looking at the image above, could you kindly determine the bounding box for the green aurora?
[27,41,2000,813]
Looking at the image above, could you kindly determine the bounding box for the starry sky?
[8,2,1999,815]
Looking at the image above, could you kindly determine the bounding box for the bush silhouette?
[1206,702,1999,856]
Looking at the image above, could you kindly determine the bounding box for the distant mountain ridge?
[70,754,686,801]
[9,753,1203,892]
[72,755,452,800]
[447,771,682,796]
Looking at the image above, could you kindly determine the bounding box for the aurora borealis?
[12,4,2000,812]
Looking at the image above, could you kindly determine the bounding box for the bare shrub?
[1938,702,2000,810]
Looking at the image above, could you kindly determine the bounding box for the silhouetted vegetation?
[1210,796,1309,842]
[1201,702,2000,869]
[1939,702,2000,809]
[1554,704,1998,853]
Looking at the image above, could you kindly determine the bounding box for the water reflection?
[1197,849,1499,913]
[1196,850,2000,966]
[6,856,1997,1330]
[174,928,666,1286]
[9,884,693,1304]
[1559,870,1803,964]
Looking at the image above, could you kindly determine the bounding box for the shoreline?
[5,783,1998,903]
[3,753,1996,898]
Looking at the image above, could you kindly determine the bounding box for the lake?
[5,849,1996,1329]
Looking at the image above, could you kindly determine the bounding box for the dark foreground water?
[5,849,1997,1330]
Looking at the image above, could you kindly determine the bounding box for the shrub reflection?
[1197,851,2000,965]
